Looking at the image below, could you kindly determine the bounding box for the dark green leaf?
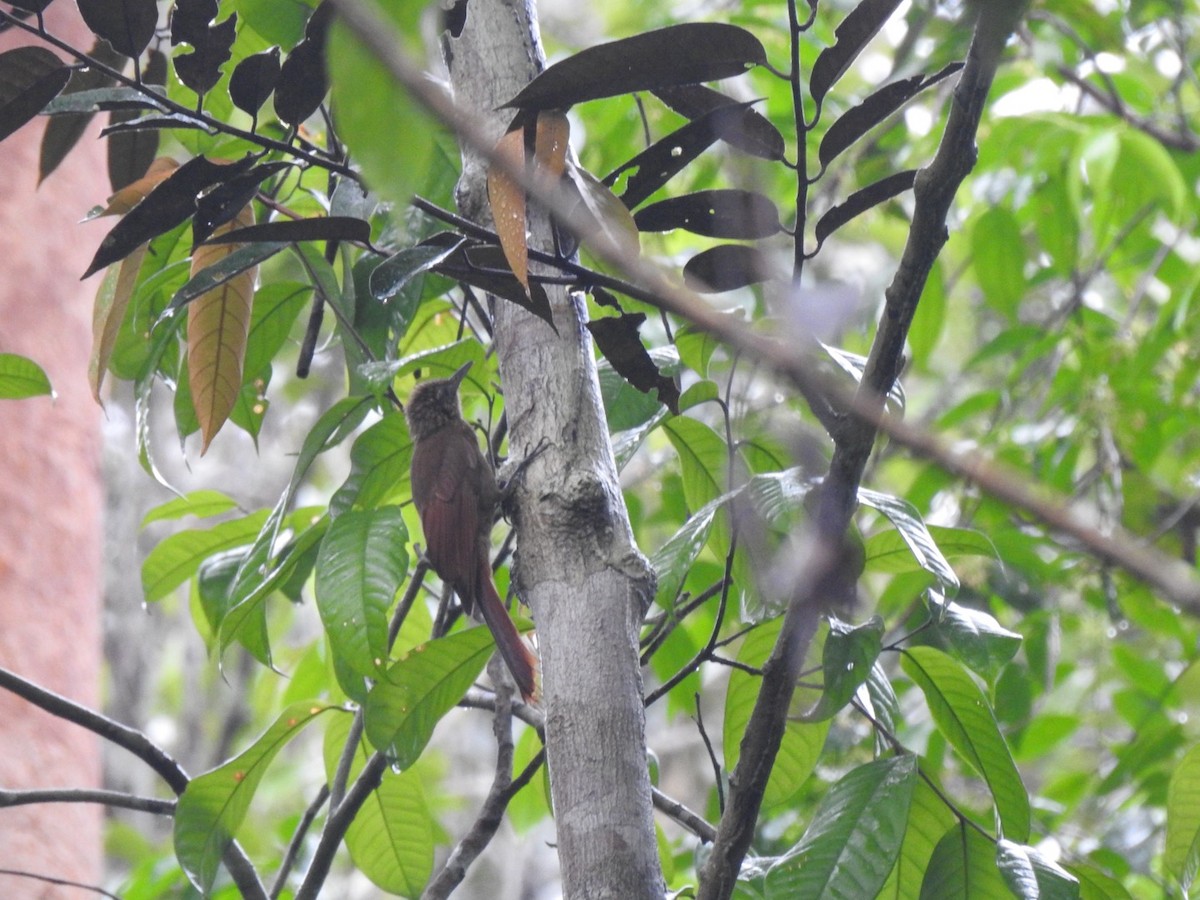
[84,155,255,278]
[997,840,1081,900]
[818,63,962,169]
[315,506,409,679]
[171,0,237,96]
[38,41,125,183]
[588,313,680,413]
[920,824,1010,899]
[605,101,761,209]
[903,646,1031,842]
[204,216,371,246]
[192,162,293,245]
[506,23,767,110]
[169,242,286,310]
[370,238,464,302]
[810,0,904,106]
[107,49,165,191]
[0,46,69,143]
[858,488,958,593]
[364,628,497,763]
[78,0,157,58]
[229,47,281,118]
[799,616,884,722]
[928,596,1021,684]
[814,169,916,247]
[683,244,774,293]
[765,755,917,898]
[274,38,326,126]
[653,84,784,160]
[634,189,780,239]
[174,703,330,893]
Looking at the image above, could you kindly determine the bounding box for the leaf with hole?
[506,23,767,111]
[810,0,904,106]
[653,85,784,160]
[364,628,498,763]
[588,312,680,413]
[635,189,780,239]
[605,101,761,209]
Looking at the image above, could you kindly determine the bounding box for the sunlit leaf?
[174,702,331,893]
[902,646,1030,842]
[919,824,1010,899]
[0,352,53,399]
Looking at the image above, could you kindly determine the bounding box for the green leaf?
[649,489,737,609]
[859,489,960,594]
[1167,743,1200,893]
[799,616,884,723]
[724,619,827,810]
[327,16,435,210]
[997,840,1081,900]
[364,628,497,765]
[927,597,1021,684]
[902,646,1030,842]
[141,490,238,528]
[863,525,996,575]
[664,415,730,511]
[315,506,409,678]
[1067,862,1133,900]
[142,510,270,603]
[330,413,414,516]
[919,824,1011,899]
[971,206,1026,322]
[764,755,917,898]
[0,352,53,399]
[879,779,957,899]
[323,714,436,895]
[174,702,330,893]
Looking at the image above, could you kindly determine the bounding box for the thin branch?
[694,693,724,815]
[0,667,268,900]
[271,785,330,900]
[294,752,388,900]
[0,868,120,900]
[422,683,517,898]
[651,787,717,844]
[0,788,173,816]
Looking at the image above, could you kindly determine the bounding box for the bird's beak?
[449,361,473,389]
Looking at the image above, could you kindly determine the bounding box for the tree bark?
[442,2,663,896]
[0,6,107,895]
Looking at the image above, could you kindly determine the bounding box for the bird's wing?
[411,421,488,606]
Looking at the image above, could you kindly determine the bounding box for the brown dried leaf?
[100,156,180,216]
[188,204,257,453]
[534,110,570,181]
[89,242,147,404]
[487,128,528,293]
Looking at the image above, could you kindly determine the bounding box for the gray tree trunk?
[442,2,663,896]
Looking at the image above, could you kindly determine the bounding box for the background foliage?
[3,0,1200,897]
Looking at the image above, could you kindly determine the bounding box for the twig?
[422,682,517,897]
[694,693,724,815]
[0,667,268,900]
[0,868,120,899]
[651,787,717,844]
[271,785,330,899]
[0,788,172,815]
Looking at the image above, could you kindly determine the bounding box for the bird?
[405,361,538,701]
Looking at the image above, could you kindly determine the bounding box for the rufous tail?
[475,571,539,702]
